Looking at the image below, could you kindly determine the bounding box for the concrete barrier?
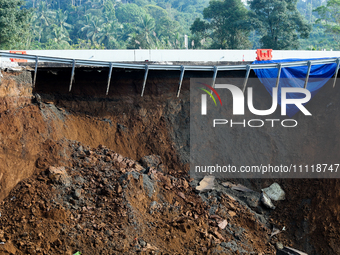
[1,49,340,63]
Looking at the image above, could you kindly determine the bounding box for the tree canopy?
[2,0,340,50]
[18,0,208,50]
[0,0,30,48]
[190,0,251,49]
[314,0,340,47]
[248,0,311,49]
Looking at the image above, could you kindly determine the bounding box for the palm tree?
[135,14,157,48]
[80,14,104,45]
[126,31,141,49]
[55,10,73,35]
[47,25,71,47]
[34,1,56,28]
[30,2,56,44]
[97,23,118,49]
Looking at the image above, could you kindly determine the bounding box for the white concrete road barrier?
[1,49,340,63]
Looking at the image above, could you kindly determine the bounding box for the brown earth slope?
[0,141,276,254]
[0,67,340,254]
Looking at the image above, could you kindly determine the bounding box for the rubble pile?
[0,140,284,254]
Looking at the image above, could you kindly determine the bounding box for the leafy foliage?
[314,0,340,48]
[2,0,340,50]
[190,0,251,49]
[0,0,30,49]
[19,0,208,50]
[248,0,311,50]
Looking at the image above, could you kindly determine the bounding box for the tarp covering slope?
[253,58,338,117]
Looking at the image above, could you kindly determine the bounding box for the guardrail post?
[141,64,149,97]
[69,59,76,92]
[33,56,39,88]
[333,58,340,88]
[212,66,218,88]
[106,63,113,95]
[177,65,185,97]
[275,63,282,88]
[242,65,251,93]
[304,61,312,89]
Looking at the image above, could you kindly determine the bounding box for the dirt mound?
[0,69,189,201]
[0,141,276,254]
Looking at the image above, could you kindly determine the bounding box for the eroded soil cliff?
[0,67,339,254]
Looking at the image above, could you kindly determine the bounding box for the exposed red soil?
[0,141,276,254]
[0,69,340,254]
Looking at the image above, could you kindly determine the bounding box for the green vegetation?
[314,0,340,48]
[190,0,251,49]
[0,0,30,49]
[0,0,339,50]
[17,0,209,50]
[248,0,311,49]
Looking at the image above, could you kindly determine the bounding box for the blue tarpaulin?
[253,58,338,117]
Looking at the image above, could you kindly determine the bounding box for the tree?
[297,0,323,24]
[127,14,157,49]
[249,0,311,49]
[31,2,57,43]
[34,1,56,28]
[55,9,73,35]
[314,0,340,48]
[145,4,168,21]
[190,18,211,48]
[155,16,181,47]
[116,3,146,24]
[0,0,30,48]
[46,24,71,48]
[138,14,156,47]
[190,0,251,49]
[97,23,118,49]
[80,14,104,45]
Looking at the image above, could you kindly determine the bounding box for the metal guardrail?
[0,52,339,97]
